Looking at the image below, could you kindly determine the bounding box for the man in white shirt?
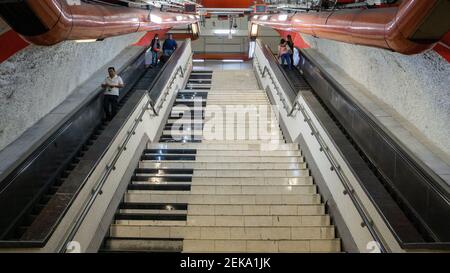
[101,67,124,121]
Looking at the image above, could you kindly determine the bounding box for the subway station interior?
[0,0,449,254]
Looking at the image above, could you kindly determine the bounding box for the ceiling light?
[278,14,288,21]
[214,29,236,35]
[250,24,259,37]
[222,59,244,63]
[150,14,163,24]
[75,39,97,43]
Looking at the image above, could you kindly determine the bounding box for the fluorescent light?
[150,14,163,24]
[191,23,199,36]
[250,24,259,37]
[193,59,205,63]
[176,15,183,21]
[75,39,97,43]
[278,14,288,21]
[222,59,244,63]
[214,29,237,35]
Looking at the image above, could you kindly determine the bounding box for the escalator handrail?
[293,46,450,246]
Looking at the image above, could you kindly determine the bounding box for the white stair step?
[193,169,310,177]
[139,162,307,170]
[190,185,317,195]
[197,150,302,156]
[124,193,321,205]
[186,215,330,227]
[183,239,340,253]
[193,156,304,163]
[192,177,313,186]
[110,225,335,240]
[147,143,299,150]
[188,204,325,216]
[103,238,182,252]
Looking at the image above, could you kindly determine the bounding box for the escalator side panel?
[0,51,148,242]
[298,51,450,244]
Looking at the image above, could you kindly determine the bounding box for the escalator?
[271,45,450,250]
[0,46,181,247]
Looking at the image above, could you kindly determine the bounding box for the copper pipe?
[252,0,444,54]
[3,0,197,46]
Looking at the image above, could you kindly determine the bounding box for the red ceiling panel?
[200,0,254,8]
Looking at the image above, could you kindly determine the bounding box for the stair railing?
[254,43,389,253]
[58,93,153,253]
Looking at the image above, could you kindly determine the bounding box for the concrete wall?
[302,35,450,157]
[0,32,144,151]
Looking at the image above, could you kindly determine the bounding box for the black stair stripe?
[135,168,194,174]
[144,149,197,155]
[184,87,211,90]
[141,155,196,161]
[128,184,191,191]
[132,176,192,182]
[115,214,187,221]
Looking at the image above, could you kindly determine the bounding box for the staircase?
[101,67,340,253]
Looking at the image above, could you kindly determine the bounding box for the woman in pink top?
[278,39,292,70]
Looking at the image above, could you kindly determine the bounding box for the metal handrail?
[255,57,304,117]
[58,54,191,253]
[58,94,152,253]
[255,51,389,253]
[298,103,388,253]
[256,61,291,113]
[155,65,185,114]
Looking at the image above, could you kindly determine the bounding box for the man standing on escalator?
[101,67,124,121]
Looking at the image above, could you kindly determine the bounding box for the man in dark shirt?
[163,34,178,57]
